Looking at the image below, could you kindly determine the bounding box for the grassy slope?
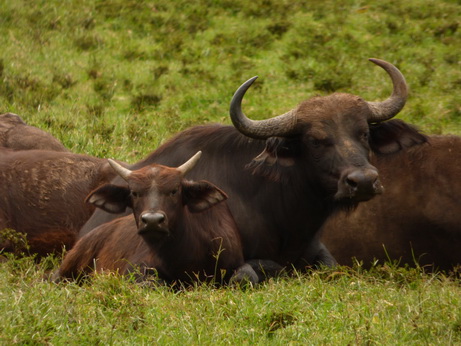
[1,0,461,344]
[1,0,460,160]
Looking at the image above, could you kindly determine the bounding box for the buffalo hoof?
[230,263,260,287]
[230,259,285,287]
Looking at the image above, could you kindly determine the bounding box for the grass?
[1,0,461,344]
[1,0,460,161]
[1,256,461,344]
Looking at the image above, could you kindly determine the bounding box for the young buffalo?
[53,152,249,285]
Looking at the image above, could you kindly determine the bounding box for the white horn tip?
[177,151,202,175]
[108,159,132,180]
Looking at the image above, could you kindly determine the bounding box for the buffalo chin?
[332,189,382,213]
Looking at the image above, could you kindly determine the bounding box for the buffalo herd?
[1,59,460,285]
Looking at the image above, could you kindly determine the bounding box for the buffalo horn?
[177,151,202,176]
[229,76,298,139]
[366,58,408,123]
[108,159,132,181]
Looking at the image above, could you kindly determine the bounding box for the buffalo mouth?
[138,226,170,241]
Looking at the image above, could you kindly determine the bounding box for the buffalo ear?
[246,137,299,183]
[182,180,228,213]
[85,184,132,214]
[369,119,428,155]
[252,137,298,166]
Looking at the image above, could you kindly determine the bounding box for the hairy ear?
[85,184,132,214]
[246,137,299,183]
[369,119,428,155]
[182,180,228,213]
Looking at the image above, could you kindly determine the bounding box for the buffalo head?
[230,58,425,204]
[85,152,228,242]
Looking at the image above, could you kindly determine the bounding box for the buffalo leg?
[296,239,338,270]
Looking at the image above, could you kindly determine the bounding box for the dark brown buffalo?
[54,152,250,285]
[0,113,68,151]
[80,59,427,273]
[321,135,461,271]
[0,149,116,256]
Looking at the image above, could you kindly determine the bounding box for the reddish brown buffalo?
[0,149,116,256]
[0,113,68,151]
[54,152,249,285]
[80,59,427,274]
[321,135,461,271]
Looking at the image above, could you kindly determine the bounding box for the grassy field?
[2,256,461,344]
[1,0,461,344]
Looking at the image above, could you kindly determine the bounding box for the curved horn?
[230,76,298,139]
[366,58,408,123]
[108,159,132,181]
[177,151,202,176]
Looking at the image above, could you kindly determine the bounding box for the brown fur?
[55,162,245,285]
[321,135,461,271]
[0,149,117,256]
[0,113,68,151]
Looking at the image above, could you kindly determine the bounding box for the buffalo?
[80,59,427,274]
[0,149,117,256]
[321,135,461,272]
[0,113,68,151]
[53,152,254,285]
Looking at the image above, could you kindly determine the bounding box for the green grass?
[1,0,460,161]
[2,256,461,344]
[1,0,461,344]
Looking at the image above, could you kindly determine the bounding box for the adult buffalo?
[0,149,116,256]
[80,59,427,273]
[0,113,68,151]
[321,135,461,272]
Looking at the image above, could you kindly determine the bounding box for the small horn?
[230,76,298,139]
[108,159,132,181]
[366,58,408,123]
[177,151,202,176]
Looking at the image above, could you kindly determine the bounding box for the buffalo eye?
[131,191,139,198]
[309,136,331,148]
[360,131,370,142]
[310,138,321,148]
[170,188,179,197]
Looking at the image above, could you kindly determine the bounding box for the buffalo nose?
[141,212,166,227]
[346,170,378,189]
[345,170,379,191]
[337,169,383,201]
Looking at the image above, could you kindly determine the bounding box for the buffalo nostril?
[345,177,359,189]
[141,212,165,226]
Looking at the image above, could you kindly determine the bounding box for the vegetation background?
[1,0,460,344]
